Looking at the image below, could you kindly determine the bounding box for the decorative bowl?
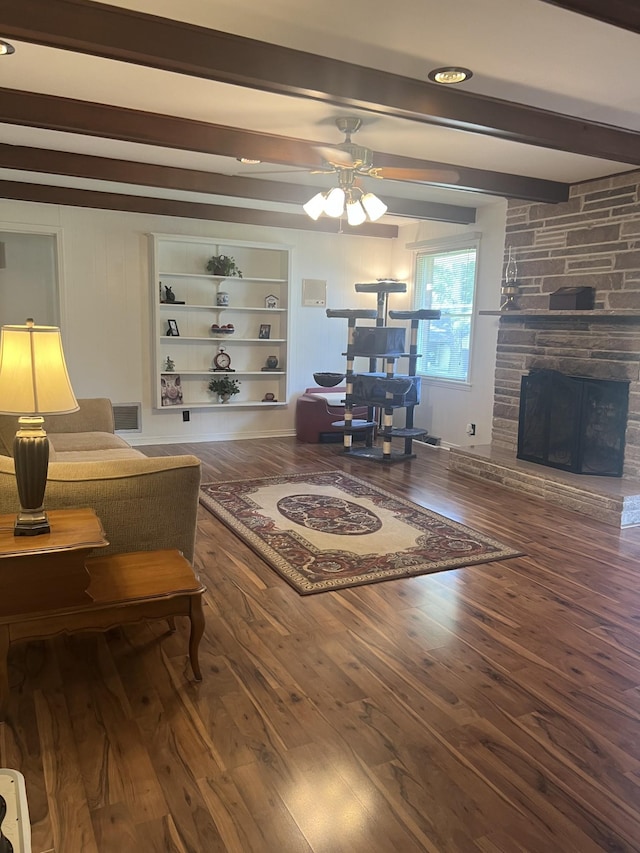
[313,372,345,387]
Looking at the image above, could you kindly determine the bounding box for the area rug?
[199,471,522,594]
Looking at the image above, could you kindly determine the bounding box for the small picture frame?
[161,374,183,406]
[258,323,271,339]
[166,319,180,336]
[265,294,279,309]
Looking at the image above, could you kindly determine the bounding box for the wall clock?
[213,347,234,371]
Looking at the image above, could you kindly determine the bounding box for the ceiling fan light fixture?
[302,192,327,220]
[428,66,472,85]
[0,40,15,56]
[346,197,367,226]
[361,192,388,222]
[323,187,345,218]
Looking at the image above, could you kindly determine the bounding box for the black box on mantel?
[549,286,595,310]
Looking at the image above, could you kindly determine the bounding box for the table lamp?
[0,319,78,536]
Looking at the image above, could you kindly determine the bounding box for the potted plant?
[208,374,241,403]
[205,254,243,277]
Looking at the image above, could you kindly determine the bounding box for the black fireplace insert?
[517,368,629,476]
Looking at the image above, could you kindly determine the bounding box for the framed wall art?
[161,373,183,406]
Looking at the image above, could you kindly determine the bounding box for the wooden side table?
[0,507,109,614]
[0,509,206,719]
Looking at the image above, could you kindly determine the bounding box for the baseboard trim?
[129,429,296,446]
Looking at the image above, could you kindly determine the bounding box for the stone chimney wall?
[492,169,640,478]
[505,170,640,309]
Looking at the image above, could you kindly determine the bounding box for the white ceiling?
[1,0,639,225]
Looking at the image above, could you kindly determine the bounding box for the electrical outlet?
[182,410,190,422]
[466,422,476,436]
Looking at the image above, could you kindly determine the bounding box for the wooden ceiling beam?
[0,89,568,203]
[0,180,398,237]
[2,0,639,166]
[537,0,640,34]
[0,143,477,224]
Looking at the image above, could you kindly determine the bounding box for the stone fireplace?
[448,168,640,527]
[449,313,640,526]
[490,314,640,476]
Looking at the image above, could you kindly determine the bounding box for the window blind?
[414,244,477,382]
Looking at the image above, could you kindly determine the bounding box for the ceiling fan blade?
[236,167,308,175]
[314,145,356,168]
[373,166,460,185]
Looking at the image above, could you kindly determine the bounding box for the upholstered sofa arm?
[0,454,202,563]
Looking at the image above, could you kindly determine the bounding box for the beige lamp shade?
[0,320,79,415]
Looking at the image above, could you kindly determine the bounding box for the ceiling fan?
[302,117,460,224]
[313,116,459,185]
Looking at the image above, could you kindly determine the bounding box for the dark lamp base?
[13,416,51,537]
[14,513,51,536]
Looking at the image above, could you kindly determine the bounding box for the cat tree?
[314,280,440,463]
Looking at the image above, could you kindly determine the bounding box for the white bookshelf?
[149,234,291,410]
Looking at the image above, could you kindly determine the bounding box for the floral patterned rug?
[199,471,523,594]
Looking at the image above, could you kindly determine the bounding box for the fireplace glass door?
[517,369,629,476]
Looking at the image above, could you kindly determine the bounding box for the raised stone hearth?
[449,444,640,527]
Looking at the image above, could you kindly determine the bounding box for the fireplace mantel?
[480,309,640,319]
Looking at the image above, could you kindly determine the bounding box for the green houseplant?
[208,374,241,402]
[205,254,243,277]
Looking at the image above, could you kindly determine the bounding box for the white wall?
[0,197,506,447]
[0,199,394,444]
[393,200,507,448]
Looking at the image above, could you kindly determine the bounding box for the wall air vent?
[113,402,141,433]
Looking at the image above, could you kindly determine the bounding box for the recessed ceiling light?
[0,41,15,56]
[237,158,261,165]
[428,67,473,85]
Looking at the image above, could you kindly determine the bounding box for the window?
[413,240,478,383]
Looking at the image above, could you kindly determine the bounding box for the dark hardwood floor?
[2,437,640,852]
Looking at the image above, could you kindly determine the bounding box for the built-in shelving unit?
[149,234,291,410]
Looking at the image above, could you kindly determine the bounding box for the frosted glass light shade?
[303,186,387,225]
[323,187,345,218]
[303,192,326,220]
[346,198,367,226]
[361,192,388,222]
[0,321,78,415]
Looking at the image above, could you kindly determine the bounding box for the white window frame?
[409,233,480,386]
